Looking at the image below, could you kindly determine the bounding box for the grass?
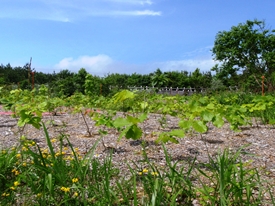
[196,146,264,205]
[0,125,274,205]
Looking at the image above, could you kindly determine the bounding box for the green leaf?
[213,114,224,128]
[138,113,148,122]
[156,133,179,144]
[139,102,148,110]
[113,117,131,128]
[17,118,26,127]
[192,120,208,133]
[30,117,42,129]
[269,119,275,125]
[126,115,140,124]
[112,90,136,103]
[206,103,215,110]
[125,125,142,140]
[202,110,214,122]
[168,129,185,138]
[118,127,129,141]
[178,120,192,130]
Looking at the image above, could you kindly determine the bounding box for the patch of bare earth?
[0,108,275,204]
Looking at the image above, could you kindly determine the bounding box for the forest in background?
[1,19,274,96]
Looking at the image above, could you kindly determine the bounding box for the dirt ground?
[1,106,275,203]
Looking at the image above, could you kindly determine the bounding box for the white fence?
[109,86,238,95]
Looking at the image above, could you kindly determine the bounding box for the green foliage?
[156,129,185,144]
[84,73,102,96]
[197,147,263,205]
[212,19,275,91]
[1,90,275,205]
[112,89,136,103]
[113,113,147,140]
[17,110,42,129]
[151,68,170,88]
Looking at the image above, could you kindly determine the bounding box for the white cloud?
[153,57,217,73]
[106,0,153,5]
[111,10,161,16]
[0,0,160,21]
[53,54,217,77]
[54,55,114,74]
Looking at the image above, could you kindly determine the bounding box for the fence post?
[262,76,265,96]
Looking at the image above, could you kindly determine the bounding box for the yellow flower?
[63,147,68,151]
[1,192,10,197]
[138,172,143,175]
[151,172,158,176]
[16,153,21,159]
[22,146,28,151]
[60,187,70,193]
[51,138,57,143]
[55,152,61,157]
[142,168,148,173]
[67,156,74,161]
[12,169,20,175]
[42,149,48,154]
[73,192,79,197]
[2,150,7,154]
[10,186,16,190]
[36,193,42,198]
[14,181,20,187]
[22,162,27,167]
[72,178,79,183]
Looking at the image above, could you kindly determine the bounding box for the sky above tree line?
[1,0,275,76]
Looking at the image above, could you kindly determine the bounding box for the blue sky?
[1,0,275,76]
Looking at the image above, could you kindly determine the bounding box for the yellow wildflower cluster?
[10,186,16,191]
[60,187,70,193]
[14,181,20,187]
[21,146,28,151]
[138,168,158,176]
[12,168,20,176]
[1,192,10,197]
[9,181,20,191]
[55,151,65,157]
[36,193,42,198]
[50,138,57,143]
[72,178,79,183]
[29,141,36,146]
[138,168,148,175]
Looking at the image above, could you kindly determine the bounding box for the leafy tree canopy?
[212,19,275,90]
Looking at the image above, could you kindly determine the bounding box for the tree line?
[0,64,214,96]
[1,19,274,96]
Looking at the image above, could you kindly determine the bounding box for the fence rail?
[109,86,238,96]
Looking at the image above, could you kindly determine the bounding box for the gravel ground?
[1,107,275,204]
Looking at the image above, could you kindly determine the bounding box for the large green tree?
[212,19,275,91]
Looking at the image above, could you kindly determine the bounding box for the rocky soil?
[0,107,275,204]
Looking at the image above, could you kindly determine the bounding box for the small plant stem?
[80,111,92,137]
